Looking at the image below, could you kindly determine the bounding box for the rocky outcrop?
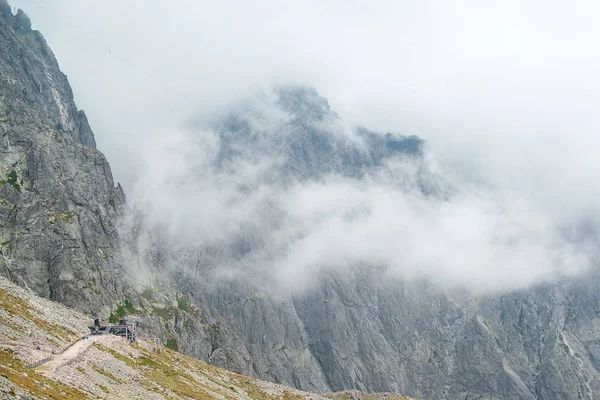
[0,3,125,314]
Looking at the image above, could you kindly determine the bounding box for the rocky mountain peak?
[0,3,96,148]
[275,85,332,121]
[14,9,31,30]
[0,4,34,36]
[0,0,10,18]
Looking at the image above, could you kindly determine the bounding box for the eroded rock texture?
[0,2,125,313]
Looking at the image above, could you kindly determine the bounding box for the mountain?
[0,3,416,399]
[0,275,415,400]
[1,2,600,400]
[130,85,600,399]
[0,2,125,314]
[124,85,432,394]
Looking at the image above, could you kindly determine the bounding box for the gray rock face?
[134,86,600,400]
[161,259,600,400]
[0,4,125,314]
[215,85,422,184]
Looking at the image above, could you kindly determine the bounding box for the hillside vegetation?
[0,276,414,400]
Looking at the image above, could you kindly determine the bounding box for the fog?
[10,0,600,292]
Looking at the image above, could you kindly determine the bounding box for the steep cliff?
[0,2,125,314]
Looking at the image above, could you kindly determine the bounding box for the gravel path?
[37,335,110,374]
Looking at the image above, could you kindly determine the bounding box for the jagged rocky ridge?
[0,3,125,314]
[1,3,600,400]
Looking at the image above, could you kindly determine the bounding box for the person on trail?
[36,345,41,351]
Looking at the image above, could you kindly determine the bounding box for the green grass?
[108,300,137,323]
[0,350,88,399]
[176,295,190,312]
[47,211,75,224]
[0,170,21,192]
[0,288,77,343]
[97,384,110,393]
[141,287,155,300]
[165,338,179,351]
[0,240,10,257]
[93,343,136,367]
[92,366,123,383]
[151,305,176,321]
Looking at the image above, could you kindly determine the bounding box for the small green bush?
[108,300,137,323]
[165,338,179,351]
[176,296,190,312]
[0,170,21,192]
[141,287,155,300]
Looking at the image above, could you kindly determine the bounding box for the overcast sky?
[10,0,600,185]
[8,0,600,291]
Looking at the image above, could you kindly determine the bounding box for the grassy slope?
[0,277,415,400]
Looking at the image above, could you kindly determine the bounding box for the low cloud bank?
[128,89,597,294]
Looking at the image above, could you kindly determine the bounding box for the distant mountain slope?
[129,86,600,399]
[0,276,415,400]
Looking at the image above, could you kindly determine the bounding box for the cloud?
[272,177,593,293]
[123,88,596,294]
[9,0,600,292]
